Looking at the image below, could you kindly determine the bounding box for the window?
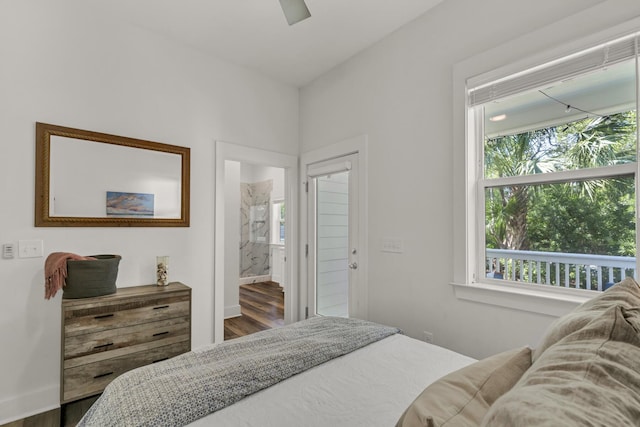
[467,34,639,293]
[272,201,285,244]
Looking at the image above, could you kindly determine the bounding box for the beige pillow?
[533,276,640,361]
[482,305,640,426]
[396,346,531,427]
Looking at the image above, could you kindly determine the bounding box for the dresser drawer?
[61,283,192,406]
[64,316,190,360]
[64,294,190,337]
[62,340,190,403]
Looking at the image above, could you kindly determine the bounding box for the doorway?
[214,141,298,343]
[223,162,286,340]
[301,135,368,320]
[307,154,358,317]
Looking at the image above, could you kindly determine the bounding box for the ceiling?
[85,0,445,87]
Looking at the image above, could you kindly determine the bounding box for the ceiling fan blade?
[278,0,311,26]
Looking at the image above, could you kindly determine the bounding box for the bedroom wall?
[0,0,298,422]
[300,0,640,359]
[224,161,242,318]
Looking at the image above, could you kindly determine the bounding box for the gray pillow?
[396,347,531,427]
[482,305,640,426]
[533,276,640,361]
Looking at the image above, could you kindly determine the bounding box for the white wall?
[300,0,640,359]
[0,0,298,422]
[224,161,242,317]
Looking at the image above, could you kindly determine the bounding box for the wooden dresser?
[60,282,191,405]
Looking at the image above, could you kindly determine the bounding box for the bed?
[190,333,474,427]
[77,316,475,427]
[78,277,640,426]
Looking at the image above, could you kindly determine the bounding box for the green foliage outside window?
[484,111,637,258]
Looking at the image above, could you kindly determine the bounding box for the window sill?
[451,281,591,317]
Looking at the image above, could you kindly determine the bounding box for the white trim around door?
[300,135,369,320]
[214,141,299,343]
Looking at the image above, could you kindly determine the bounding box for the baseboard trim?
[0,385,59,426]
[0,407,60,427]
[239,275,271,285]
[224,305,242,319]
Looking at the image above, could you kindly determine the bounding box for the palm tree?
[484,129,555,250]
[484,111,636,252]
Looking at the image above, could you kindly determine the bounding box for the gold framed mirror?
[35,122,190,227]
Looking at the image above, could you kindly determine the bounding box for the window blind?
[468,33,639,107]
[307,160,351,178]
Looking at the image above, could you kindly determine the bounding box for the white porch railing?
[486,248,636,291]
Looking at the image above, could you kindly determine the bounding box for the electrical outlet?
[423,331,434,344]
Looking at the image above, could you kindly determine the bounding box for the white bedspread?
[190,333,475,426]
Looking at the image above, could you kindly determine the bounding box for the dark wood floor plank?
[224,282,284,340]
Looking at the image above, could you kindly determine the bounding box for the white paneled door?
[307,154,359,318]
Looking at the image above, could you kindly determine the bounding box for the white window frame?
[271,200,285,245]
[452,23,640,317]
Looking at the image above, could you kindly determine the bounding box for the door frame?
[214,141,299,343]
[300,135,369,320]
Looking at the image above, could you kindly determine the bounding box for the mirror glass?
[36,123,190,227]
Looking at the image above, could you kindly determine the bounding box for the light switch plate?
[381,238,404,253]
[18,240,44,258]
[2,244,15,259]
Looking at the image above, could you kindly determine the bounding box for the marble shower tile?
[239,179,273,277]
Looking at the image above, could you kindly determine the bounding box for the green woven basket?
[63,255,121,299]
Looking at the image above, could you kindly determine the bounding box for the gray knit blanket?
[78,316,400,427]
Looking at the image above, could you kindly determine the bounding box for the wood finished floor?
[224,281,284,340]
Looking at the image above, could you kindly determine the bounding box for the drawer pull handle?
[153,331,169,337]
[94,314,114,319]
[94,343,114,349]
[153,305,170,310]
[152,358,168,363]
[93,372,114,379]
